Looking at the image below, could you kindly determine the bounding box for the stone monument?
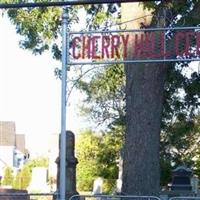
[55,131,78,199]
[170,166,192,191]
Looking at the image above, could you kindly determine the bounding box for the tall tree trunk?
[121,3,168,195]
[122,63,167,195]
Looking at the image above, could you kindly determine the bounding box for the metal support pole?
[0,0,161,9]
[60,6,69,200]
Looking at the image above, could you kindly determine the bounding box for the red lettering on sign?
[185,32,194,56]
[158,34,164,58]
[196,32,200,55]
[91,36,100,59]
[134,33,145,58]
[72,37,81,59]
[111,35,120,58]
[121,34,129,58]
[175,32,185,56]
[155,32,170,58]
[102,35,110,59]
[159,32,171,58]
[144,32,156,57]
[82,36,91,59]
[71,30,200,62]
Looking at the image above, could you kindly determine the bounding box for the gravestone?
[92,177,103,194]
[28,167,48,192]
[55,131,78,199]
[171,166,192,191]
[116,153,123,194]
[191,176,199,194]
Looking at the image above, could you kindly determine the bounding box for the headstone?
[28,167,48,192]
[191,176,199,194]
[171,166,192,191]
[116,153,123,193]
[55,131,78,199]
[92,177,103,194]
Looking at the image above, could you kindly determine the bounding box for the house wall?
[0,146,15,168]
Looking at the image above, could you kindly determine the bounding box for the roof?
[16,134,26,153]
[0,121,15,146]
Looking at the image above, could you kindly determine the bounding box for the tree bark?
[122,62,167,195]
[121,3,168,195]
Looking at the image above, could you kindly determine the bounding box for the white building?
[47,133,59,192]
[0,121,29,178]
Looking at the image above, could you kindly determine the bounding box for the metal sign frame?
[0,0,160,9]
[69,194,161,200]
[68,26,200,65]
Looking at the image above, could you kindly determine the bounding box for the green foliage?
[160,158,172,186]
[25,157,49,169]
[4,1,119,59]
[160,114,200,182]
[103,179,116,194]
[77,64,125,127]
[13,170,21,189]
[76,129,123,192]
[73,64,124,184]
[85,4,119,30]
[77,65,200,186]
[13,165,32,189]
[7,6,62,55]
[1,157,48,189]
[12,157,49,189]
[142,2,157,10]
[76,63,199,186]
[2,166,14,186]
[18,165,31,189]
[76,130,101,191]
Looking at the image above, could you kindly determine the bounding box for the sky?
[0,12,85,155]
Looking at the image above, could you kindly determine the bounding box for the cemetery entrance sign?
[69,26,200,65]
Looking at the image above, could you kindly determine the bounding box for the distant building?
[0,121,29,177]
[0,121,15,145]
[48,133,59,178]
[47,133,59,192]
[16,134,26,154]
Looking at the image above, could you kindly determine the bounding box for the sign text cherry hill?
[70,30,200,63]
